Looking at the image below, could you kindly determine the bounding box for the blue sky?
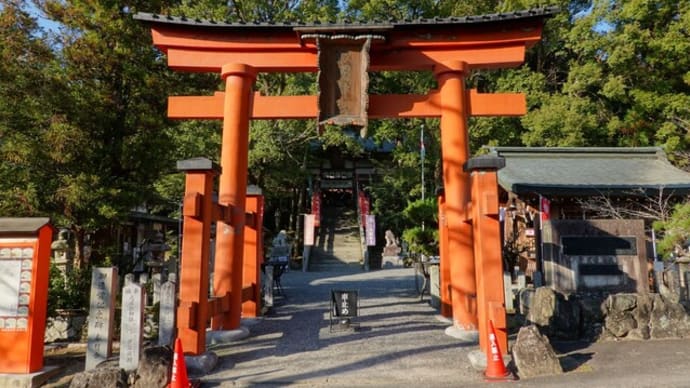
[27,2,61,34]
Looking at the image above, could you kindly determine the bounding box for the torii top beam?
[135,8,557,120]
[135,8,557,73]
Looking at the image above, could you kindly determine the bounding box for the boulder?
[632,293,654,326]
[69,367,128,388]
[526,287,581,340]
[578,294,606,323]
[605,293,637,312]
[526,287,555,327]
[604,309,636,338]
[649,294,690,339]
[512,325,563,379]
[131,346,173,388]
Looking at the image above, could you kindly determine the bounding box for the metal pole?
[421,124,425,231]
[421,124,425,202]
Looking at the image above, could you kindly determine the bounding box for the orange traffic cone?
[169,338,190,388]
[484,320,513,381]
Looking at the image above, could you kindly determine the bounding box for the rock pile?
[519,286,690,341]
[68,345,217,387]
[69,346,172,388]
[601,293,690,340]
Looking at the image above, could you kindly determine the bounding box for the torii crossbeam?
[135,7,556,357]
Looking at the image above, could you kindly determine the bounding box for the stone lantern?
[50,228,73,277]
[142,231,170,275]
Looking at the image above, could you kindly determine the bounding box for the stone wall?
[519,286,690,342]
[601,293,690,340]
[45,310,87,343]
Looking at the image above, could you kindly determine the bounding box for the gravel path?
[200,267,690,388]
[202,267,484,387]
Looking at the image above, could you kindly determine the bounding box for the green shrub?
[47,264,91,316]
[401,197,439,257]
[653,202,690,260]
[402,226,438,257]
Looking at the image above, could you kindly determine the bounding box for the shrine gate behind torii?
[135,7,555,356]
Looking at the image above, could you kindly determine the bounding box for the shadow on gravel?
[552,341,596,372]
[206,342,464,387]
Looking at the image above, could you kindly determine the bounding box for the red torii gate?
[136,7,554,357]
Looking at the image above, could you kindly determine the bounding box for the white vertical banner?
[304,214,315,246]
[539,195,550,224]
[365,215,376,246]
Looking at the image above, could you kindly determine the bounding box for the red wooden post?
[242,189,264,318]
[213,64,256,330]
[466,156,508,356]
[435,61,477,332]
[437,192,452,318]
[176,158,219,355]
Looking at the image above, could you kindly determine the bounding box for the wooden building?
[490,147,690,294]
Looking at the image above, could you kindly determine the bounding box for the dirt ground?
[42,343,89,387]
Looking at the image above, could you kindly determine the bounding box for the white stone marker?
[85,267,118,370]
[119,281,145,371]
[152,273,162,305]
[158,273,177,346]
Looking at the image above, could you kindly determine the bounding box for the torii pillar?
[435,61,477,332]
[437,190,452,318]
[212,64,256,330]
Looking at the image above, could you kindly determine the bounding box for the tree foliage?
[654,202,690,258]
[0,0,190,267]
[0,2,56,217]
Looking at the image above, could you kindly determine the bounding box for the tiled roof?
[133,6,559,30]
[490,147,690,196]
[0,218,51,233]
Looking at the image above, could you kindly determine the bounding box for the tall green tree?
[0,0,185,267]
[0,2,56,217]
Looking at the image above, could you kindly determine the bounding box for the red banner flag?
[540,196,550,222]
[311,191,321,227]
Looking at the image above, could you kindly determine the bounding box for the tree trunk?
[71,226,87,269]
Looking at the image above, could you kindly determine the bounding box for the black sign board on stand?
[330,289,359,332]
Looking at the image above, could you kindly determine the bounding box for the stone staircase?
[309,203,363,272]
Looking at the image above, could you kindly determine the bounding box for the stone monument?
[381,230,402,268]
[85,267,118,370]
[158,274,176,347]
[270,230,290,262]
[120,280,145,371]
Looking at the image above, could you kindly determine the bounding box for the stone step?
[310,203,363,272]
